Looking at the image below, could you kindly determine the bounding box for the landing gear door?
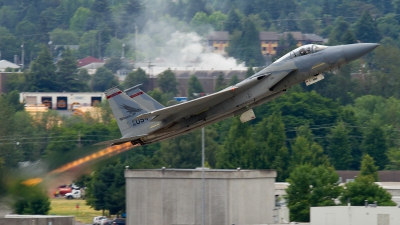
[305,74,324,86]
[240,109,256,123]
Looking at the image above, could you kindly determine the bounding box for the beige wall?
[125,169,277,225]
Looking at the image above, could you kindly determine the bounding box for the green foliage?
[286,165,341,222]
[360,154,379,181]
[386,148,400,170]
[361,124,389,170]
[253,112,289,181]
[214,72,226,91]
[228,74,239,86]
[86,162,125,214]
[27,46,58,92]
[340,176,396,206]
[327,121,353,169]
[187,75,204,99]
[91,67,118,91]
[50,29,79,44]
[11,183,51,215]
[216,118,256,169]
[57,48,89,91]
[104,57,122,73]
[157,69,179,95]
[354,11,382,43]
[123,68,149,90]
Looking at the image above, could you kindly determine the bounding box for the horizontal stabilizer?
[94,134,148,146]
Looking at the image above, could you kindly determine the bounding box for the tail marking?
[107,91,122,99]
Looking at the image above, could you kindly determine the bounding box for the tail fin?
[105,87,152,137]
[124,85,165,111]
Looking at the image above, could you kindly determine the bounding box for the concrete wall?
[125,169,276,225]
[310,206,400,225]
[0,215,74,225]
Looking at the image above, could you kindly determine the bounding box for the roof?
[0,60,20,69]
[259,32,279,41]
[207,31,229,41]
[337,170,400,182]
[280,31,303,40]
[80,62,105,69]
[78,56,103,67]
[302,33,324,43]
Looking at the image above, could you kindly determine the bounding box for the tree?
[15,21,37,41]
[50,29,79,45]
[340,176,396,206]
[360,154,379,181]
[57,48,88,92]
[214,72,226,92]
[157,69,179,95]
[187,75,204,99]
[327,121,353,170]
[386,148,400,170]
[91,67,118,91]
[227,17,265,66]
[185,0,207,22]
[245,67,255,78]
[123,68,149,90]
[216,118,256,169]
[354,11,382,43]
[190,12,210,35]
[225,9,242,33]
[12,183,51,215]
[289,125,330,172]
[208,11,228,30]
[361,124,389,169]
[104,57,122,73]
[254,112,289,181]
[228,74,239,86]
[78,30,98,58]
[27,46,57,92]
[69,7,91,34]
[286,165,342,222]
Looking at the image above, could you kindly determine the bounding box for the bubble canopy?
[274,44,328,63]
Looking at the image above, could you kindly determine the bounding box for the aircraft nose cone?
[343,43,379,62]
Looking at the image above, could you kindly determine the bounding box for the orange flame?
[22,142,137,186]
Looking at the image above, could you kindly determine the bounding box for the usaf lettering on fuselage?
[131,118,149,126]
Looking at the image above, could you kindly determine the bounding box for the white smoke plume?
[132,19,245,70]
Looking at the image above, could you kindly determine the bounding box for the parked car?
[93,216,107,225]
[110,218,125,225]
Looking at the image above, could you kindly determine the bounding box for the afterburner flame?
[22,142,137,186]
[49,142,134,174]
[22,177,43,186]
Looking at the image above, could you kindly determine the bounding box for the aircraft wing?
[135,87,238,122]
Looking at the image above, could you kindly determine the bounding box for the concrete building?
[310,206,400,225]
[20,92,105,110]
[125,169,277,225]
[0,215,74,225]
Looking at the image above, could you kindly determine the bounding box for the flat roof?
[125,169,277,179]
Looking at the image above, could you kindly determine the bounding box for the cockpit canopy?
[274,44,328,63]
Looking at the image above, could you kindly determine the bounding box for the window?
[214,47,218,50]
[262,47,266,51]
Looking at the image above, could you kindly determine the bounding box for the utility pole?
[21,44,24,69]
[201,126,205,225]
[77,131,82,147]
[122,43,125,59]
[134,23,138,63]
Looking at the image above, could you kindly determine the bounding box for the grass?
[50,198,102,224]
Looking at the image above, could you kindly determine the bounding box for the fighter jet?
[97,43,379,146]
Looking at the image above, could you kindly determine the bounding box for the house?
[207,31,229,55]
[0,60,20,72]
[260,32,279,55]
[77,56,103,68]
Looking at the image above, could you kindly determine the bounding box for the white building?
[310,206,400,225]
[20,92,105,110]
[0,60,20,71]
